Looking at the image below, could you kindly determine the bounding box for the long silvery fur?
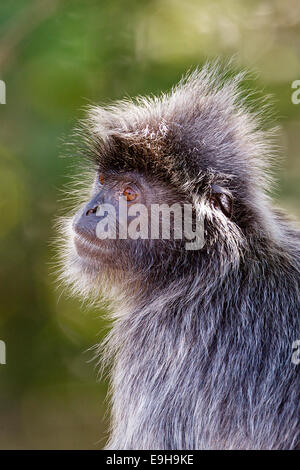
[59,63,300,450]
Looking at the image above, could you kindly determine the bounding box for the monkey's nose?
[86,205,98,216]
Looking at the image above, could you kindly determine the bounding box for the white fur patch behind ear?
[193,193,245,267]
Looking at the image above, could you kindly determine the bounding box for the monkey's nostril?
[86,205,98,216]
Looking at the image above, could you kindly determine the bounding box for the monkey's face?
[58,66,276,304]
[65,169,192,300]
[61,161,244,303]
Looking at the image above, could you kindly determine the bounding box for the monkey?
[58,63,300,450]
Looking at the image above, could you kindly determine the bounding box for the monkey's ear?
[210,184,233,219]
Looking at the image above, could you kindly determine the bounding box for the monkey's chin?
[73,233,114,268]
[63,238,130,308]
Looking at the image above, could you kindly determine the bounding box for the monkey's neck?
[104,242,299,450]
[104,267,235,449]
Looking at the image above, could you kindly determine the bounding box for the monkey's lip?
[73,234,113,258]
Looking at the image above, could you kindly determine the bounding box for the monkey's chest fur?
[105,279,299,450]
[60,64,300,451]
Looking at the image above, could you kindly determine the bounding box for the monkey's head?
[59,65,278,306]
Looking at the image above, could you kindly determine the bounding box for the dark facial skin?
[72,169,234,286]
[73,171,141,270]
[73,171,142,246]
[72,171,186,274]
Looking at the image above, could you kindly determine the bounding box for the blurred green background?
[0,0,299,449]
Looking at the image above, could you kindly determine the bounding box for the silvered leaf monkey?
[58,64,300,450]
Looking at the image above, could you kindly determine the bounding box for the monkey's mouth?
[73,234,114,260]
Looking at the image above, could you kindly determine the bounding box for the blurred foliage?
[0,0,299,449]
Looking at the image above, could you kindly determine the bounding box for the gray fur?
[59,63,300,449]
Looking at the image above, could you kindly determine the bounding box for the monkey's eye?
[99,174,105,185]
[122,186,138,202]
